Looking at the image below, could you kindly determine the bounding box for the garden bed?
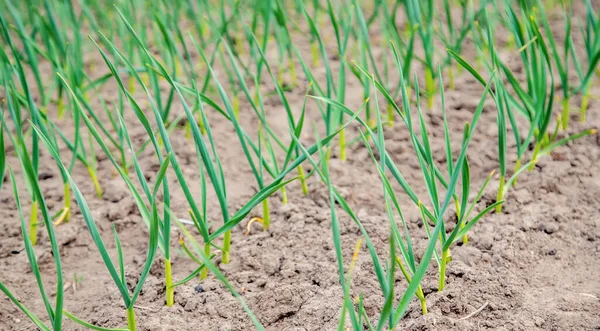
[1,1,599,330]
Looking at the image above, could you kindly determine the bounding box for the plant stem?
[387,103,394,127]
[339,127,347,161]
[253,88,259,106]
[128,76,135,94]
[165,258,174,307]
[120,150,129,176]
[541,131,550,146]
[197,112,206,136]
[454,199,461,219]
[233,94,240,121]
[126,307,136,331]
[454,200,468,244]
[561,97,570,131]
[222,231,231,264]
[30,200,38,246]
[58,97,65,119]
[398,256,428,314]
[461,225,469,245]
[281,186,288,205]
[63,182,71,222]
[528,143,541,171]
[425,67,435,109]
[418,293,428,315]
[438,249,450,292]
[364,109,375,141]
[262,198,270,230]
[87,166,103,197]
[200,243,211,279]
[496,175,505,214]
[185,121,191,139]
[311,41,319,67]
[184,117,192,140]
[420,299,428,315]
[415,279,427,314]
[298,165,308,196]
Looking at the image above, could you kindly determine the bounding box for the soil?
[1,3,600,331]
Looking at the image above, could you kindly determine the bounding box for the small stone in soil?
[541,222,559,234]
[38,172,53,180]
[195,284,205,293]
[520,217,535,232]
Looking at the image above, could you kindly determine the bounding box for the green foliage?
[0,1,596,330]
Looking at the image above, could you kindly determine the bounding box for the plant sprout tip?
[246,217,264,236]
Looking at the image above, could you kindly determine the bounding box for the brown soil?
[1,3,600,331]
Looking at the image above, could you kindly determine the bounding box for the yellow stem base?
[222,231,231,264]
[339,128,346,161]
[438,250,450,292]
[87,166,103,197]
[561,98,570,131]
[496,176,505,214]
[30,201,38,246]
[127,307,136,331]
[298,165,308,196]
[581,94,589,123]
[200,243,211,279]
[281,186,288,205]
[262,198,270,230]
[165,259,174,307]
